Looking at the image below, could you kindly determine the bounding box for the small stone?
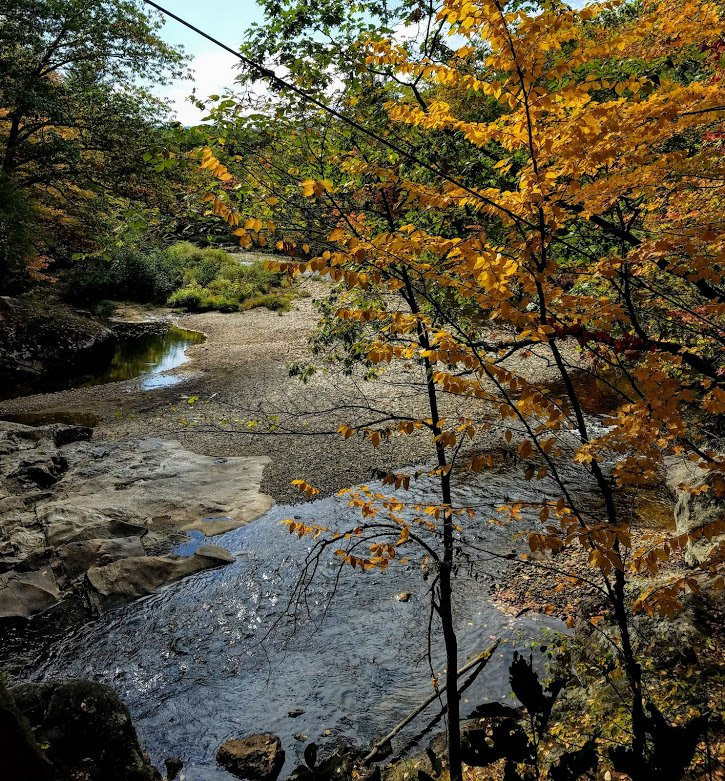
[293,733,309,742]
[216,734,285,781]
[288,708,305,718]
[165,756,183,780]
[396,592,412,602]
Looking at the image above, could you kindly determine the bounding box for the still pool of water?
[32,462,600,778]
[85,325,205,390]
[1,324,205,400]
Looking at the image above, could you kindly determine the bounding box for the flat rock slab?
[39,438,274,545]
[85,545,235,612]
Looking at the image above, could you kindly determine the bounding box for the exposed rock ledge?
[85,545,235,612]
[0,420,274,619]
[0,296,116,391]
[666,456,724,567]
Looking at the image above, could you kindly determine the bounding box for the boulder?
[85,545,235,612]
[0,680,56,780]
[666,457,724,566]
[216,734,285,781]
[164,757,184,780]
[0,568,61,619]
[10,679,160,781]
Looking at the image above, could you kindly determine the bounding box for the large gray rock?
[0,423,273,616]
[666,457,724,566]
[216,733,285,781]
[85,545,235,612]
[10,679,160,781]
[0,568,61,619]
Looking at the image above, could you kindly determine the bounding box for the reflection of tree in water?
[85,327,205,386]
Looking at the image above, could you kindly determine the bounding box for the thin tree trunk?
[401,267,463,781]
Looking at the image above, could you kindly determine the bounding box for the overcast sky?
[151,0,266,125]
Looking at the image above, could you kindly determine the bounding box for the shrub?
[91,299,118,317]
[166,248,291,312]
[62,240,293,313]
[65,242,180,305]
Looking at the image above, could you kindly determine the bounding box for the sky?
[150,0,267,125]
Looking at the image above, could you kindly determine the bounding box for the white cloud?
[161,49,240,125]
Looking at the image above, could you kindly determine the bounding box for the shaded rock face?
[0,680,56,780]
[0,421,273,619]
[216,734,285,781]
[10,679,160,781]
[0,296,116,394]
[0,568,61,620]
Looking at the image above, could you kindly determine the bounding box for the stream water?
[2,325,204,400]
[33,461,601,779]
[81,325,205,390]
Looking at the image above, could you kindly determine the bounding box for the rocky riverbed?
[0,279,593,624]
[1,278,722,780]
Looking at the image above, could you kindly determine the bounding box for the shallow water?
[85,325,205,390]
[1,325,205,400]
[33,462,600,777]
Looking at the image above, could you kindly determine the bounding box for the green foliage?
[0,173,36,288]
[0,0,191,284]
[0,0,185,181]
[65,239,292,312]
[65,242,176,305]
[90,299,118,318]
[167,243,292,312]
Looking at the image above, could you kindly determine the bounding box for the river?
[31,460,598,779]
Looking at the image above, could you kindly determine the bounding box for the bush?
[63,240,293,313]
[166,246,291,312]
[65,242,181,305]
[91,299,118,317]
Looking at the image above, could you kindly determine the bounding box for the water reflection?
[86,326,205,390]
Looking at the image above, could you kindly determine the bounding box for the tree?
[0,0,187,282]
[195,0,724,777]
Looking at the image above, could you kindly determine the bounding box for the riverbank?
[0,278,573,503]
[2,277,723,779]
[0,276,579,661]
